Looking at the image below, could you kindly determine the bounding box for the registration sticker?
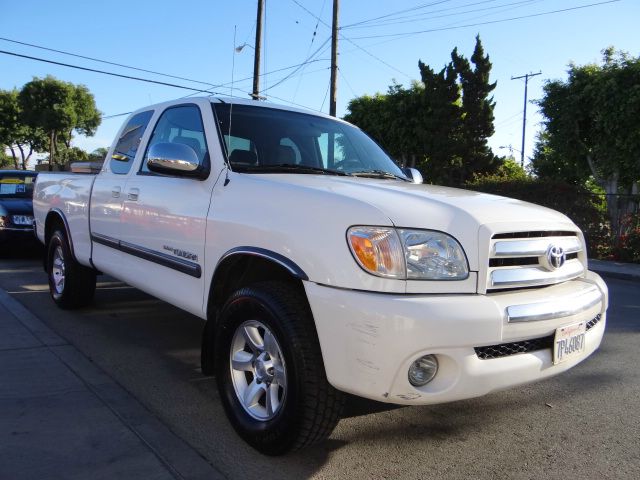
[553,322,586,365]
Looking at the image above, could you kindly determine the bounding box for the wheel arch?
[201,247,309,375]
[43,209,76,271]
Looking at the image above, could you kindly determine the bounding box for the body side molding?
[91,233,202,278]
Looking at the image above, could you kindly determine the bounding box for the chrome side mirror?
[147,142,207,178]
[402,167,423,184]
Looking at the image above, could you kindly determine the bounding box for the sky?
[1,0,638,167]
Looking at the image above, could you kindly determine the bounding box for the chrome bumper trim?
[507,286,602,322]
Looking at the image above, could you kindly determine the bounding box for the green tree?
[450,35,499,184]
[344,36,498,186]
[88,147,108,163]
[0,149,13,169]
[18,76,100,170]
[416,60,462,184]
[533,48,640,236]
[61,84,101,148]
[469,157,528,182]
[0,89,46,169]
[344,82,424,166]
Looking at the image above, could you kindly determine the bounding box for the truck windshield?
[212,103,406,179]
[0,173,37,198]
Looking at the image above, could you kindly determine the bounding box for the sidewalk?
[0,288,224,480]
[589,259,640,282]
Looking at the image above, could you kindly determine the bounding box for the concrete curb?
[0,288,225,480]
[589,259,640,283]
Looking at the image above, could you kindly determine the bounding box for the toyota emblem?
[546,245,566,270]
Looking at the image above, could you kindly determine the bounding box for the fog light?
[408,354,438,387]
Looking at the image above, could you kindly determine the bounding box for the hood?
[0,198,34,215]
[245,174,578,271]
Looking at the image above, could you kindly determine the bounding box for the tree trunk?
[17,144,26,170]
[24,144,34,170]
[9,147,19,170]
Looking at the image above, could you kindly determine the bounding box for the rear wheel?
[214,281,343,455]
[47,229,96,309]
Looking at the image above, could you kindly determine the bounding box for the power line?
[0,35,331,97]
[260,37,331,94]
[494,109,525,127]
[0,49,221,94]
[0,46,328,119]
[338,66,359,98]
[343,0,540,29]
[0,45,330,99]
[342,0,454,28]
[347,0,621,40]
[290,0,411,78]
[0,36,219,88]
[293,0,329,100]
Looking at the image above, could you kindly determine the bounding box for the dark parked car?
[0,170,38,247]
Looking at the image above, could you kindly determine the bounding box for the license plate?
[12,215,33,226]
[553,322,586,365]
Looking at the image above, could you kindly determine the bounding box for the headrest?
[277,145,296,164]
[229,149,258,165]
[172,136,202,158]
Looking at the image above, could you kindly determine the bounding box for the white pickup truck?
[33,97,608,455]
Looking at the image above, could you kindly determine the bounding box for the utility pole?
[511,71,541,167]
[329,0,339,117]
[252,0,264,100]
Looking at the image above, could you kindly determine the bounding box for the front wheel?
[47,229,96,309]
[214,282,343,455]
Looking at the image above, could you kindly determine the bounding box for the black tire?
[214,281,343,455]
[47,228,96,309]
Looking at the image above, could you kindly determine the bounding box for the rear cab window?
[110,110,154,175]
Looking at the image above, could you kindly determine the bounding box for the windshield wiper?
[348,169,410,181]
[234,163,348,176]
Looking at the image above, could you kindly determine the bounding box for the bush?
[465,176,611,258]
[615,214,640,263]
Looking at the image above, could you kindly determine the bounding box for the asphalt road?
[1,253,638,479]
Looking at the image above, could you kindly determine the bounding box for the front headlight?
[347,227,469,280]
[398,229,469,280]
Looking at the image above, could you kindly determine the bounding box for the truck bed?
[33,172,96,267]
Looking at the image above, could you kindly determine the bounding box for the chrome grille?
[486,231,585,292]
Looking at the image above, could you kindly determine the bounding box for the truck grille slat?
[485,231,585,292]
[492,231,577,239]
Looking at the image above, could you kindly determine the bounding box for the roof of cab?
[127,96,350,125]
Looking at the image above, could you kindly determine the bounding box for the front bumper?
[0,226,39,245]
[305,271,607,405]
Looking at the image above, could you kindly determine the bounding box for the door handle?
[112,186,121,198]
[127,188,140,201]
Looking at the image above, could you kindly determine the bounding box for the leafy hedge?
[616,214,640,263]
[464,176,611,258]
